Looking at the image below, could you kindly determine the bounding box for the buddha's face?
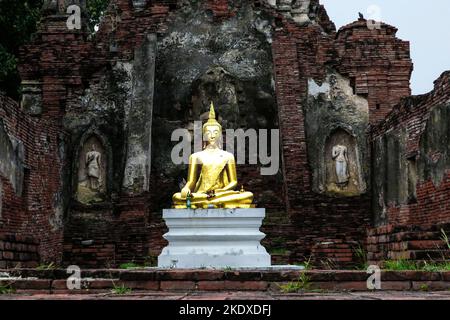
[203,125,221,147]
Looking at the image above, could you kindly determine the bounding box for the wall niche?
[305,70,369,198]
[324,128,365,196]
[418,103,449,187]
[75,134,109,205]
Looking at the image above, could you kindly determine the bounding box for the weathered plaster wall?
[0,120,25,196]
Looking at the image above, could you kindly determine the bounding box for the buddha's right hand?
[180,187,191,199]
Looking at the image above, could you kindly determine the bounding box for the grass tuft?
[36,262,57,270]
[111,284,132,295]
[384,260,450,271]
[119,262,144,269]
[441,229,450,250]
[0,285,15,295]
[279,272,311,293]
[279,256,313,293]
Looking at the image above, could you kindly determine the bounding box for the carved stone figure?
[76,136,107,204]
[332,145,350,185]
[85,144,102,190]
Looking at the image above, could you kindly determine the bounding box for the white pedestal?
[158,209,271,268]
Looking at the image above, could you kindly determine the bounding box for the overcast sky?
[320,0,450,95]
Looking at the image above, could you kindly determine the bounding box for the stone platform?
[158,209,271,268]
[1,269,450,295]
[2,291,450,300]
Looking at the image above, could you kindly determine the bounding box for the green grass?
[419,284,429,292]
[303,256,313,270]
[279,257,313,293]
[119,262,145,269]
[0,285,15,295]
[352,243,369,270]
[422,262,450,272]
[384,260,450,271]
[119,256,158,269]
[111,284,132,295]
[36,262,57,270]
[318,258,339,270]
[279,272,311,293]
[384,260,420,271]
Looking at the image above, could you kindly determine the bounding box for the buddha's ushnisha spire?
[209,101,216,120]
[203,101,222,131]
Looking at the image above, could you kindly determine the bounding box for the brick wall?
[368,72,450,263]
[0,233,39,268]
[62,196,162,268]
[367,223,450,265]
[371,72,450,226]
[0,94,64,267]
[335,20,413,124]
[270,15,412,266]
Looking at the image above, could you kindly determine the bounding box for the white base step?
[158,209,272,269]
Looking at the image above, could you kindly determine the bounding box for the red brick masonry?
[0,269,449,293]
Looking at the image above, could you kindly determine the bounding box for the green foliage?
[0,46,17,79]
[0,284,16,295]
[0,0,43,98]
[86,0,110,32]
[0,0,110,99]
[111,284,132,295]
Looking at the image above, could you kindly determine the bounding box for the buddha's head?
[203,102,222,149]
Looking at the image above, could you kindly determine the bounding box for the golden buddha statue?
[173,103,254,209]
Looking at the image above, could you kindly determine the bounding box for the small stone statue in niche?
[86,144,102,190]
[332,145,350,186]
[76,136,106,205]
